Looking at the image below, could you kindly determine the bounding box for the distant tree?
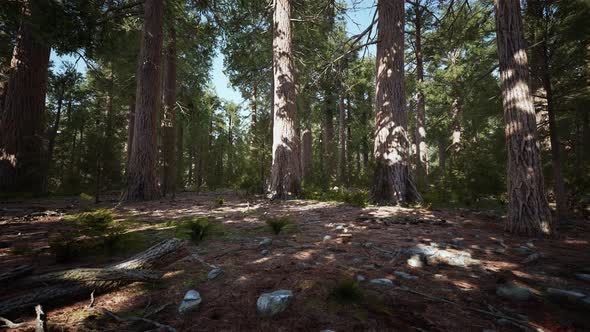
[161,25,177,198]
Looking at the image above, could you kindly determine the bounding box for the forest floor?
[1,192,589,331]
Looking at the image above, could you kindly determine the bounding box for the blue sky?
[50,0,375,104]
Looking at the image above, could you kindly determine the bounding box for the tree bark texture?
[301,128,312,180]
[371,0,420,205]
[161,26,177,198]
[270,0,301,199]
[125,0,164,201]
[0,2,51,194]
[126,94,135,174]
[494,0,553,236]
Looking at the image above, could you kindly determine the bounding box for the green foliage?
[215,197,224,206]
[50,209,122,262]
[265,216,292,235]
[301,185,368,207]
[329,279,363,304]
[79,192,94,210]
[174,217,216,243]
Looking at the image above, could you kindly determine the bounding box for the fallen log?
[0,238,185,316]
[0,265,34,284]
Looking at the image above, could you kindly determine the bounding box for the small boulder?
[407,255,424,268]
[394,271,417,280]
[323,235,332,242]
[369,278,394,287]
[546,288,586,304]
[207,268,223,280]
[259,238,273,247]
[178,290,202,314]
[496,283,533,301]
[261,249,270,256]
[257,290,294,316]
[356,274,366,282]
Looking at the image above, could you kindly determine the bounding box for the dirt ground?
[1,192,589,331]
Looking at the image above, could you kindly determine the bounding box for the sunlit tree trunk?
[450,97,462,151]
[494,0,553,236]
[125,0,164,201]
[371,0,420,205]
[413,0,428,184]
[0,2,51,194]
[161,26,177,198]
[269,0,301,199]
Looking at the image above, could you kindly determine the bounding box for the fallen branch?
[34,305,46,332]
[96,307,177,332]
[20,268,163,287]
[0,239,185,316]
[0,316,27,329]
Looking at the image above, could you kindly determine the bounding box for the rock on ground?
[178,290,202,314]
[208,268,223,280]
[496,283,533,302]
[369,278,394,287]
[257,290,294,317]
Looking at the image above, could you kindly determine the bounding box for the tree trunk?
[338,94,346,185]
[527,0,567,222]
[160,26,177,198]
[413,0,428,183]
[270,0,301,199]
[371,0,420,205]
[176,122,183,191]
[324,92,334,179]
[126,94,135,174]
[438,138,446,175]
[252,82,257,129]
[46,86,65,180]
[125,0,164,201]
[301,128,312,180]
[0,2,51,194]
[494,0,553,236]
[450,97,462,151]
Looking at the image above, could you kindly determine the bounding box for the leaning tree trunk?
[125,0,164,201]
[413,0,428,184]
[371,0,420,205]
[160,26,177,198]
[494,0,553,236]
[338,94,346,185]
[0,2,51,194]
[269,0,301,199]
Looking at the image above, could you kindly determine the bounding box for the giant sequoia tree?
[494,0,553,236]
[0,1,51,194]
[371,0,420,205]
[269,0,301,199]
[125,0,164,201]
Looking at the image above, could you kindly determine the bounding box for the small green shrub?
[79,193,94,210]
[175,217,213,243]
[215,197,224,206]
[343,191,368,207]
[265,216,291,235]
[329,279,363,304]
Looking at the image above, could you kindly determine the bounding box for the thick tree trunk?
[338,94,346,185]
[160,26,177,198]
[0,2,51,194]
[371,0,420,205]
[413,0,428,183]
[494,0,553,236]
[125,0,164,201]
[301,128,312,180]
[270,0,301,199]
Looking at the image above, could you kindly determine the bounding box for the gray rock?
[261,249,270,256]
[522,252,543,264]
[546,288,586,304]
[207,268,223,280]
[356,275,366,282]
[394,271,417,280]
[575,274,590,282]
[335,225,345,231]
[407,255,424,268]
[259,238,273,247]
[496,283,533,301]
[323,235,332,242]
[257,290,294,316]
[178,290,202,314]
[406,244,480,267]
[369,278,394,287]
[495,318,511,326]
